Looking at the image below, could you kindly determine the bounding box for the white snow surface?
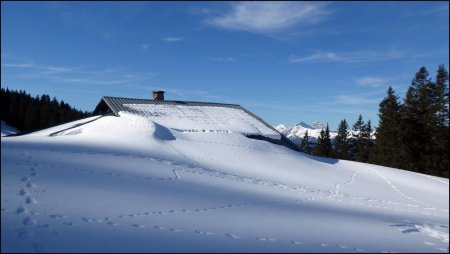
[1,120,19,136]
[1,113,449,253]
[123,104,281,139]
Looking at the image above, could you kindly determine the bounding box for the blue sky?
[1,1,449,130]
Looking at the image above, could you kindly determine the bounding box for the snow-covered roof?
[93,96,298,150]
[93,96,243,116]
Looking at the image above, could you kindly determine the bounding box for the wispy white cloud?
[355,77,387,88]
[161,37,184,43]
[288,52,338,62]
[288,48,404,63]
[49,77,128,85]
[140,43,150,50]
[2,62,125,75]
[2,63,75,73]
[2,61,156,87]
[2,63,35,68]
[206,1,330,34]
[211,56,235,62]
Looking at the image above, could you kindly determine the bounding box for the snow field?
[1,113,448,252]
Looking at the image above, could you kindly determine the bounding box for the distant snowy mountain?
[1,120,18,137]
[1,112,448,252]
[275,121,337,145]
[311,121,325,130]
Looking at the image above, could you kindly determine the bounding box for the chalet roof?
[93,96,274,131]
[93,96,299,151]
[93,96,242,116]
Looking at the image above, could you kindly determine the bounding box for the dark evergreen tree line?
[298,65,448,178]
[1,87,92,133]
[373,65,449,178]
[298,116,374,162]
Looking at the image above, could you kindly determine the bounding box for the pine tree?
[350,115,365,161]
[359,120,373,163]
[352,115,364,139]
[314,124,332,157]
[372,87,404,168]
[401,67,434,174]
[431,66,449,177]
[334,119,349,159]
[435,65,449,127]
[314,129,326,157]
[299,130,311,154]
[324,123,332,157]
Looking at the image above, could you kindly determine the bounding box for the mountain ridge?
[274,121,337,145]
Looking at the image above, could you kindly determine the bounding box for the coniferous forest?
[1,87,92,133]
[305,65,449,178]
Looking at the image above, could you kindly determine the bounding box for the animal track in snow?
[107,221,120,226]
[291,240,302,245]
[81,217,94,223]
[195,230,213,235]
[26,182,37,188]
[22,216,37,225]
[25,197,38,205]
[19,189,29,196]
[49,214,68,219]
[256,237,276,241]
[15,206,28,214]
[132,224,146,228]
[225,233,240,239]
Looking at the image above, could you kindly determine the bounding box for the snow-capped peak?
[312,121,325,130]
[274,124,287,133]
[274,121,336,145]
[294,122,314,129]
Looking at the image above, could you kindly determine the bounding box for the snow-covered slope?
[1,120,19,137]
[1,113,448,252]
[275,121,337,144]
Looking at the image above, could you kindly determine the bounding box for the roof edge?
[101,95,242,108]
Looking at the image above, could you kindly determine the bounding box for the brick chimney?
[152,90,165,101]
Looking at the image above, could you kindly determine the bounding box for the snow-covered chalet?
[93,91,298,150]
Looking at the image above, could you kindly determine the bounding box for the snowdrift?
[1,113,448,252]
